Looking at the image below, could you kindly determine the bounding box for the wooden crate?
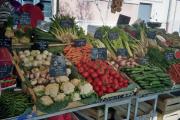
[113,100,153,120]
[78,108,104,120]
[157,110,180,120]
[157,93,180,114]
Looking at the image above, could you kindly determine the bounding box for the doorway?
[138,3,152,23]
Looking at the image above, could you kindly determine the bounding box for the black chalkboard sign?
[37,20,50,32]
[94,30,103,40]
[20,12,30,25]
[116,48,128,56]
[13,13,19,25]
[74,38,86,47]
[91,48,107,60]
[59,19,74,28]
[34,40,48,51]
[165,52,174,61]
[117,14,131,25]
[49,55,67,77]
[108,32,119,40]
[0,37,12,50]
[139,56,149,65]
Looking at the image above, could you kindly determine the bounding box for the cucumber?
[156,73,169,78]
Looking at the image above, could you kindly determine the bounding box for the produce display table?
[6,88,180,120]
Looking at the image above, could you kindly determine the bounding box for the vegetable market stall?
[0,1,180,119]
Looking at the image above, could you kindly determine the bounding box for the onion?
[120,60,126,66]
[20,54,26,60]
[34,72,40,79]
[42,54,47,59]
[30,74,34,79]
[111,61,115,65]
[43,50,49,55]
[41,73,46,78]
[36,54,42,60]
[24,50,30,56]
[18,51,24,55]
[117,56,122,61]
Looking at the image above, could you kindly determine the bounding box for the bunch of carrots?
[64,44,93,65]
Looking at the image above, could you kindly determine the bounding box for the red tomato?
[92,73,98,78]
[97,80,102,86]
[83,72,89,78]
[78,67,84,73]
[89,69,95,73]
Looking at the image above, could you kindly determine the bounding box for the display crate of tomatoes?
[76,58,140,99]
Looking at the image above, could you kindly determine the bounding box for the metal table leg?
[134,95,158,120]
[104,98,131,120]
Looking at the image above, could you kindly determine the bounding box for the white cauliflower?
[55,76,69,83]
[73,93,81,101]
[40,96,53,106]
[45,83,59,98]
[54,93,65,102]
[61,82,75,94]
[71,79,81,87]
[79,83,94,95]
[33,85,45,96]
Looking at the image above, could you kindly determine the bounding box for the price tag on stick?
[91,48,107,60]
[60,19,74,28]
[108,32,119,40]
[94,30,103,40]
[74,38,86,47]
[20,12,31,25]
[165,52,174,61]
[0,38,12,50]
[116,48,128,57]
[49,55,67,77]
[33,41,48,51]
[175,50,180,59]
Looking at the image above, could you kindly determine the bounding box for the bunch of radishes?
[109,56,139,69]
[76,58,128,96]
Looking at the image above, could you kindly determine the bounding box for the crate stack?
[0,47,16,88]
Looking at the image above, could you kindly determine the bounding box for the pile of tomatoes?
[76,58,128,96]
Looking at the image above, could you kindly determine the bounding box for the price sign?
[91,48,107,60]
[33,41,48,51]
[94,30,103,40]
[116,48,128,56]
[147,31,156,39]
[165,52,174,61]
[59,19,74,28]
[175,50,180,59]
[108,32,119,40]
[0,38,12,50]
[74,38,86,47]
[37,20,50,32]
[139,56,149,65]
[20,12,30,25]
[13,13,19,25]
[49,55,67,77]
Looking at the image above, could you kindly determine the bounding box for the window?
[40,0,52,17]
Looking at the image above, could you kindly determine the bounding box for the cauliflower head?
[61,82,75,94]
[54,93,65,102]
[45,83,59,98]
[79,83,94,95]
[55,76,69,83]
[73,93,81,101]
[33,85,45,97]
[71,79,81,87]
[40,96,53,106]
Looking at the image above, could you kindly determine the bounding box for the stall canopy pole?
[56,0,60,15]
